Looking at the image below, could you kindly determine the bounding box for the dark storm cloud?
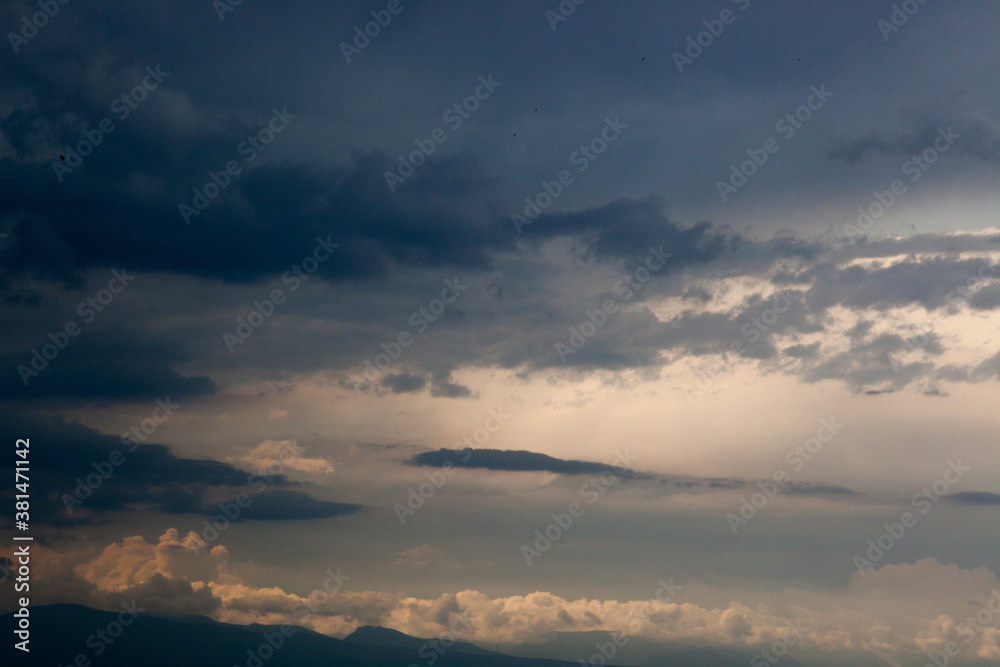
[411,448,623,476]
[380,373,428,394]
[681,286,714,303]
[0,326,215,401]
[532,282,812,372]
[782,342,821,359]
[0,0,996,411]
[806,256,1000,313]
[0,148,511,285]
[0,411,358,524]
[828,118,1000,165]
[408,448,865,499]
[456,230,815,373]
[848,232,1000,259]
[368,371,472,397]
[662,289,812,361]
[4,0,995,403]
[410,448,657,480]
[570,239,998,394]
[0,12,514,284]
[429,379,473,398]
[365,226,998,393]
[521,195,739,267]
[327,230,997,393]
[947,491,1000,506]
[503,306,664,371]
[785,483,859,497]
[235,490,362,521]
[973,349,1000,380]
[828,122,955,165]
[969,283,1000,310]
[799,331,937,394]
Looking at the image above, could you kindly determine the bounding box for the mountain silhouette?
[1,604,904,666]
[0,604,586,666]
[345,624,497,655]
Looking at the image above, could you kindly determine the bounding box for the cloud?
[71,529,228,605]
[409,448,642,477]
[974,349,1000,380]
[226,440,335,475]
[0,411,356,523]
[21,533,1000,664]
[784,483,860,497]
[782,342,821,359]
[0,44,517,286]
[429,371,474,398]
[521,195,739,268]
[407,448,861,498]
[1,148,512,286]
[800,331,936,394]
[380,373,427,394]
[9,153,999,402]
[235,490,361,521]
[806,255,1000,313]
[947,491,1000,506]
[104,573,221,617]
[829,118,999,165]
[0,326,215,401]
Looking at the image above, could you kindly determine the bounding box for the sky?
[2,0,1000,664]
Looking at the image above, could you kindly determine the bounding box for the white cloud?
[21,532,1000,664]
[226,439,335,475]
